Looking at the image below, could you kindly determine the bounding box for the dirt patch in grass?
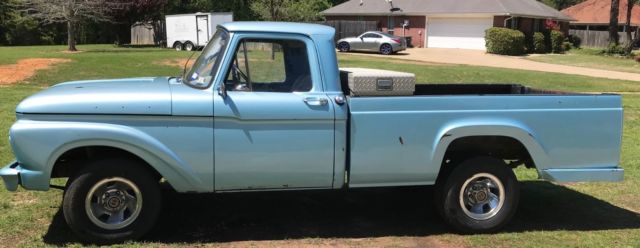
[207,236,468,248]
[156,58,195,68]
[0,58,72,85]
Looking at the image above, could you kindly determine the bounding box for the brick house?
[322,0,573,50]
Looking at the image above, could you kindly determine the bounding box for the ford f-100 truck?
[0,22,624,244]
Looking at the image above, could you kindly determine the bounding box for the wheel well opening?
[435,136,535,185]
[51,146,162,181]
[442,136,535,169]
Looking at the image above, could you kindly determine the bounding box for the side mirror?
[218,83,227,99]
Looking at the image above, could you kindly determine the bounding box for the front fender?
[10,119,206,192]
[431,118,551,173]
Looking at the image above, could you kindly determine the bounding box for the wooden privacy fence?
[318,20,379,41]
[569,29,634,48]
[131,21,166,46]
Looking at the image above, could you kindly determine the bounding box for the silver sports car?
[336,31,407,55]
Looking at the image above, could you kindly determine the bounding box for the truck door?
[196,15,209,46]
[213,34,336,190]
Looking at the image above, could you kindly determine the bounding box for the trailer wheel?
[62,158,161,244]
[173,42,183,51]
[435,156,519,233]
[184,42,194,52]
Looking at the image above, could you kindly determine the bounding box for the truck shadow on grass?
[42,181,640,245]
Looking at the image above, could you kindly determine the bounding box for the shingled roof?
[561,0,640,25]
[322,0,574,21]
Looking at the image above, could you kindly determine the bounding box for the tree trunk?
[610,0,621,46]
[67,20,77,51]
[626,0,636,55]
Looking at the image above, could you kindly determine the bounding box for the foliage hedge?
[485,27,525,55]
[550,30,564,53]
[567,34,581,48]
[533,32,546,53]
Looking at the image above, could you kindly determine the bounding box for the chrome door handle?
[303,97,328,106]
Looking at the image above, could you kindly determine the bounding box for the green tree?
[250,0,331,22]
[625,0,639,55]
[289,0,332,22]
[165,0,255,21]
[539,0,585,10]
[16,0,128,51]
[610,0,621,46]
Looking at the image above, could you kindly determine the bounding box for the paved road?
[348,48,640,82]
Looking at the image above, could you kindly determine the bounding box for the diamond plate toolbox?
[339,67,415,96]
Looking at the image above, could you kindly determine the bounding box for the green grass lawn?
[526,48,640,74]
[0,45,638,247]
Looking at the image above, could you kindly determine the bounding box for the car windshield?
[183,29,229,89]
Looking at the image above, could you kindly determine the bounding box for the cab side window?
[225,39,312,93]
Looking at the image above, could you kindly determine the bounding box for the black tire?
[184,42,194,51]
[338,42,350,52]
[173,42,183,51]
[434,157,519,233]
[63,158,161,244]
[380,43,393,55]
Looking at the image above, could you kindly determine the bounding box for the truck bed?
[340,81,574,96]
[345,88,623,187]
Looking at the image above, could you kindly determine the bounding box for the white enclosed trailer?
[165,12,233,51]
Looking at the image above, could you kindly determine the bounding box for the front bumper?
[0,161,20,191]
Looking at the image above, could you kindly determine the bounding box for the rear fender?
[431,119,550,173]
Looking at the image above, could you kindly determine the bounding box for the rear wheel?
[173,42,183,51]
[380,44,393,55]
[184,42,194,51]
[338,42,350,52]
[63,159,161,244]
[435,157,519,233]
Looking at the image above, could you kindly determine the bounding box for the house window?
[507,17,519,29]
[534,19,541,32]
[387,16,394,35]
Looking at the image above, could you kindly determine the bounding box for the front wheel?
[173,42,183,51]
[338,42,350,52]
[435,157,519,233]
[63,159,161,244]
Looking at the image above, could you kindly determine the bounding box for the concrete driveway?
[350,48,640,82]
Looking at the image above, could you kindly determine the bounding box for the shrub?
[485,27,526,55]
[567,34,582,48]
[563,41,573,51]
[550,30,565,53]
[604,43,627,56]
[533,32,546,53]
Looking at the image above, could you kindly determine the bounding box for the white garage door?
[427,17,493,50]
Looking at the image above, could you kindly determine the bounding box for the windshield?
[183,29,229,88]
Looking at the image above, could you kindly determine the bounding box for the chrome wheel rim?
[175,45,182,51]
[459,173,505,220]
[85,177,143,230]
[185,43,193,51]
[381,45,391,54]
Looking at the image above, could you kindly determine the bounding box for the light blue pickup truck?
[1,22,624,243]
